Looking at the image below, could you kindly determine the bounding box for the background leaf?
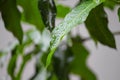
[0,0,23,43]
[17,0,44,32]
[103,0,116,9]
[85,4,116,48]
[70,37,97,80]
[56,5,71,18]
[7,46,19,79]
[118,7,120,21]
[52,45,71,80]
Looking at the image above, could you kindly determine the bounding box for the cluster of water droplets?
[50,1,98,50]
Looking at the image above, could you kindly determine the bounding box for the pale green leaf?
[46,0,104,68]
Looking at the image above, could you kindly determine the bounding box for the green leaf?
[56,5,71,18]
[104,0,116,9]
[17,0,45,32]
[48,74,58,80]
[38,0,57,32]
[52,45,71,80]
[70,38,97,80]
[7,46,19,79]
[85,4,116,48]
[16,54,32,80]
[112,0,120,4]
[0,0,23,43]
[118,7,120,21]
[16,45,40,80]
[46,0,104,68]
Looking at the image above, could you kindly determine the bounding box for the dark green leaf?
[0,0,6,8]
[56,5,71,18]
[17,0,45,32]
[69,37,97,80]
[48,74,58,80]
[38,0,57,32]
[118,7,120,21]
[0,0,23,43]
[114,0,120,4]
[7,46,19,79]
[104,0,116,9]
[52,45,71,80]
[80,0,89,3]
[30,46,48,80]
[85,4,116,48]
[46,0,104,68]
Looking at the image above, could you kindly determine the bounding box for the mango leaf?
[85,4,116,48]
[46,0,104,68]
[0,0,23,43]
[56,4,71,18]
[17,0,44,32]
[70,37,97,80]
[38,0,57,32]
[118,7,120,21]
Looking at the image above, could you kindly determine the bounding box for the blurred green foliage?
[0,0,119,80]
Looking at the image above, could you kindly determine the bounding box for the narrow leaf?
[7,46,19,79]
[38,0,57,31]
[16,54,32,80]
[85,4,116,48]
[0,0,23,43]
[46,0,104,67]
